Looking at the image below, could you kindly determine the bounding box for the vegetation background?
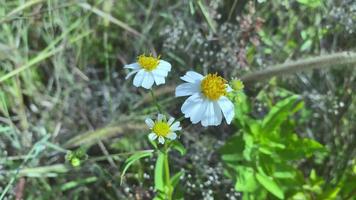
[0,0,355,199]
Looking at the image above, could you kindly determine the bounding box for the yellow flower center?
[200,73,227,100]
[152,121,170,137]
[137,54,160,71]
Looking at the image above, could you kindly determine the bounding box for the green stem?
[164,147,173,200]
[150,89,162,113]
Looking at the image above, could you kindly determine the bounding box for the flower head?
[231,78,244,91]
[145,114,181,144]
[175,71,235,127]
[124,54,171,89]
[201,73,227,100]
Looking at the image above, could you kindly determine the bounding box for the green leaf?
[61,177,98,191]
[302,138,327,156]
[259,146,273,155]
[235,166,258,192]
[153,192,165,200]
[170,171,184,188]
[273,171,295,179]
[297,0,322,8]
[280,133,328,161]
[292,192,308,199]
[120,151,153,184]
[262,95,300,134]
[319,187,341,199]
[233,92,251,128]
[171,141,186,156]
[149,137,158,149]
[256,173,284,199]
[300,39,313,51]
[220,134,245,163]
[242,133,254,161]
[273,164,297,179]
[154,152,166,192]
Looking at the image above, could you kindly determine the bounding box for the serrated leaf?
[256,173,284,199]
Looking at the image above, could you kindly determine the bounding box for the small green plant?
[220,91,330,199]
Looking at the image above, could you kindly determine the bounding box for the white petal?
[133,70,146,87]
[175,82,200,97]
[145,118,155,128]
[192,100,210,124]
[166,132,177,140]
[148,133,157,141]
[152,68,169,77]
[157,114,165,121]
[213,102,223,125]
[124,63,140,69]
[217,96,235,124]
[181,94,207,124]
[168,117,175,125]
[158,136,165,144]
[201,101,214,126]
[151,71,166,85]
[158,60,172,71]
[141,72,155,89]
[125,69,139,79]
[201,101,222,126]
[181,71,204,83]
[170,122,182,131]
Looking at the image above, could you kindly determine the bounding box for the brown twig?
[240,51,356,84]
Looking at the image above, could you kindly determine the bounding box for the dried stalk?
[240,51,356,84]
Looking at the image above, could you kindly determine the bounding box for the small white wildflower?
[145,114,181,144]
[124,54,171,89]
[175,71,235,126]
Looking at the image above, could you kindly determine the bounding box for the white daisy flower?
[145,114,182,144]
[175,71,235,127]
[124,54,171,89]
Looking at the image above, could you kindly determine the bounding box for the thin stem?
[150,89,162,113]
[176,115,185,122]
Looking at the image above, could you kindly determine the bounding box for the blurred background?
[0,0,355,199]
